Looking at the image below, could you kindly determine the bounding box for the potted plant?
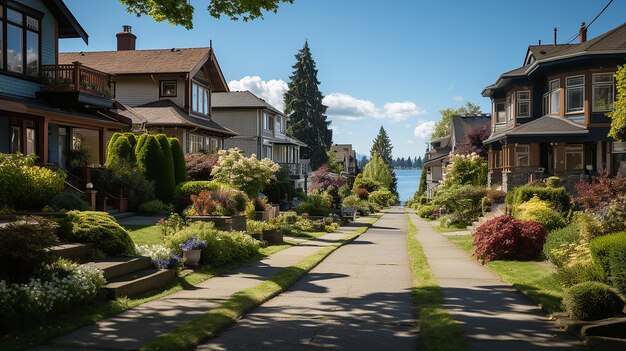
[187,188,249,231]
[262,222,283,244]
[180,236,207,266]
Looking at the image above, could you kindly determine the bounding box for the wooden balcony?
[37,62,113,107]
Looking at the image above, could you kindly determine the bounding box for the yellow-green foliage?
[609,65,626,141]
[61,211,136,256]
[515,196,566,232]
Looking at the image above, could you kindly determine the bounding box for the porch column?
[554,143,566,175]
[42,118,49,164]
[99,129,105,165]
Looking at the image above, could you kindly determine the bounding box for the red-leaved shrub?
[575,170,626,212]
[473,215,547,262]
[355,188,369,200]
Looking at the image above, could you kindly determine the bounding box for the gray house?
[212,91,309,190]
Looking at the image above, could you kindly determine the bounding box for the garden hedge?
[136,135,172,203]
[505,185,573,214]
[169,137,187,184]
[563,281,625,321]
[60,211,136,256]
[105,134,135,168]
[590,232,626,295]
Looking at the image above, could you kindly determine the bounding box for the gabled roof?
[122,99,237,136]
[42,0,88,43]
[451,114,491,147]
[272,135,307,147]
[59,48,229,92]
[483,115,588,144]
[483,22,626,96]
[211,91,284,116]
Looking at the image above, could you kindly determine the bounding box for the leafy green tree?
[370,126,393,165]
[431,102,481,140]
[168,137,186,184]
[326,150,344,174]
[120,0,294,29]
[285,42,332,170]
[609,65,626,141]
[362,152,393,191]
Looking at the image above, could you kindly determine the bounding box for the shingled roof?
[122,100,237,136]
[483,22,626,96]
[484,115,588,144]
[212,91,284,116]
[451,114,491,148]
[60,48,229,92]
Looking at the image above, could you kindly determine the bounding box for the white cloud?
[323,92,425,122]
[329,125,341,135]
[414,120,437,140]
[453,96,464,102]
[228,76,288,111]
[407,139,414,144]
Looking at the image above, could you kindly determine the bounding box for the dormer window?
[516,91,530,118]
[592,73,614,112]
[1,4,42,77]
[496,102,505,123]
[566,75,584,113]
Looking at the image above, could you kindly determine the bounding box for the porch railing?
[281,162,305,176]
[40,62,112,99]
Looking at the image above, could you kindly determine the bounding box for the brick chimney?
[579,22,587,43]
[116,25,136,51]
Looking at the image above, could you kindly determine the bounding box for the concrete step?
[113,212,134,221]
[89,256,153,280]
[104,268,177,298]
[49,243,93,262]
[106,208,120,215]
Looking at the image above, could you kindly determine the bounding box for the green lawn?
[446,234,564,314]
[124,225,163,245]
[434,224,468,233]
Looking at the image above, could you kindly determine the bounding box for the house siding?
[0,0,56,98]
[114,74,186,107]
[212,109,259,136]
[224,137,258,157]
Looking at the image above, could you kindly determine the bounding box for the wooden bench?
[341,207,357,221]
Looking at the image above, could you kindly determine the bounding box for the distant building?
[330,144,357,175]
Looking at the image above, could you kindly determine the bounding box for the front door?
[58,127,68,169]
[547,146,554,175]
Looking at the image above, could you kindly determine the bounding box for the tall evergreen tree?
[415,156,423,169]
[285,41,332,170]
[406,157,413,168]
[359,155,369,169]
[370,126,393,165]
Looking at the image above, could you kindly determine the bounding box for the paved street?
[198,207,417,350]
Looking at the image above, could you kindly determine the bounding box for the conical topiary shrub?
[105,134,135,168]
[155,134,176,201]
[136,135,172,202]
[169,137,187,184]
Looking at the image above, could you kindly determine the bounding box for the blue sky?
[60,0,626,159]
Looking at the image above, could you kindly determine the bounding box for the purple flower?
[180,236,208,251]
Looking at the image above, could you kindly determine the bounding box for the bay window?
[496,102,505,123]
[549,79,560,114]
[515,145,529,167]
[191,81,210,115]
[566,76,584,113]
[506,95,513,121]
[565,144,584,171]
[2,4,41,77]
[592,73,614,112]
[516,91,530,118]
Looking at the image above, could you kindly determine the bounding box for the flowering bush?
[136,244,181,269]
[514,196,566,232]
[189,187,248,216]
[443,153,487,188]
[211,148,280,198]
[473,215,547,262]
[0,259,105,331]
[180,236,208,251]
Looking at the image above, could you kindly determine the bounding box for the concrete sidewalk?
[408,212,583,351]
[30,216,375,351]
[197,207,417,350]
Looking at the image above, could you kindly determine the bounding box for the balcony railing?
[281,162,305,176]
[40,62,112,99]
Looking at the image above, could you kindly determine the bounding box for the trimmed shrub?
[515,196,566,232]
[0,153,66,210]
[138,199,171,215]
[473,215,547,262]
[169,138,186,184]
[0,217,59,283]
[341,195,370,215]
[105,134,135,168]
[156,134,176,202]
[164,221,259,266]
[418,204,438,219]
[369,189,396,207]
[49,191,91,211]
[543,223,580,266]
[545,176,562,188]
[563,282,625,321]
[296,192,333,216]
[485,188,507,204]
[136,135,171,203]
[60,211,135,256]
[352,174,382,192]
[590,232,626,295]
[355,188,369,200]
[506,185,572,214]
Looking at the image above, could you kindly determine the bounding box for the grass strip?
[405,213,466,351]
[140,215,381,351]
[446,235,563,314]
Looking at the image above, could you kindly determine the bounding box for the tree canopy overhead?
[285,41,332,170]
[431,102,482,140]
[120,0,294,29]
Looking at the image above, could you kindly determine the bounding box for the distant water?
[395,169,421,203]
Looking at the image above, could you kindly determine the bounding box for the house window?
[592,73,614,112]
[517,91,530,118]
[515,145,529,167]
[506,95,513,121]
[263,146,272,159]
[188,133,205,153]
[160,81,177,97]
[496,102,505,123]
[9,125,21,154]
[542,93,549,116]
[565,144,584,171]
[2,5,41,77]
[191,81,210,115]
[208,138,219,153]
[264,114,274,131]
[550,79,560,114]
[566,75,584,113]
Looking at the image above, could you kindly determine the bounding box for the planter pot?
[231,215,247,231]
[263,229,283,244]
[251,233,263,241]
[184,249,202,266]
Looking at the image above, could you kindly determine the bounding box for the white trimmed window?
[517,91,530,118]
[264,114,274,131]
[550,79,560,114]
[515,145,529,167]
[188,134,204,153]
[565,144,584,171]
[592,73,615,112]
[506,95,513,121]
[566,75,584,113]
[542,93,549,116]
[496,102,505,123]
